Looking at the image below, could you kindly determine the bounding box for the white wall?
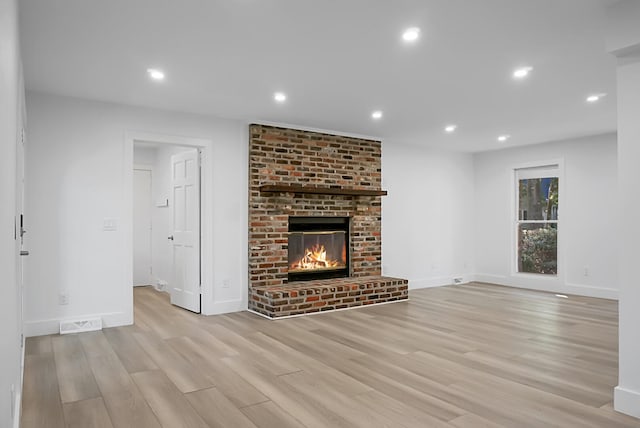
[0,0,24,426]
[473,133,618,299]
[614,52,640,419]
[24,92,247,335]
[382,142,476,288]
[133,146,157,165]
[604,2,640,415]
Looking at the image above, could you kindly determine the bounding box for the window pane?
[518,177,558,221]
[518,223,557,274]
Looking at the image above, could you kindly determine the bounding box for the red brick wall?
[249,124,384,289]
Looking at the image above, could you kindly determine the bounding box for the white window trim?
[510,159,565,278]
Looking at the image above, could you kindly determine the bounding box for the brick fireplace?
[248,124,408,318]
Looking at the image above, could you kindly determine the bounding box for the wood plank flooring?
[21,283,640,427]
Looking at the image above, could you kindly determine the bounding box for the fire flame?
[290,244,341,271]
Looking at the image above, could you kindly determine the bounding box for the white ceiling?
[19,0,617,152]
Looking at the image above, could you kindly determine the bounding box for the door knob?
[167,235,174,240]
[20,250,29,256]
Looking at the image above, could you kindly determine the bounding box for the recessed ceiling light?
[147,68,165,81]
[497,134,510,142]
[555,294,569,299]
[371,110,383,120]
[513,66,533,79]
[402,27,421,42]
[586,93,606,103]
[444,124,457,133]
[274,92,287,102]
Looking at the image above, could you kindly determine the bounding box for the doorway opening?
[131,138,203,314]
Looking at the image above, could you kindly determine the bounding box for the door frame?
[123,132,212,322]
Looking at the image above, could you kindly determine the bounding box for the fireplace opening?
[288,217,349,282]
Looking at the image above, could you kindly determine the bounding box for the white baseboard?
[474,274,618,300]
[615,386,640,419]
[474,273,507,284]
[409,275,473,290]
[24,311,131,337]
[13,389,21,428]
[13,333,25,428]
[203,298,246,316]
[563,282,618,300]
[409,277,450,290]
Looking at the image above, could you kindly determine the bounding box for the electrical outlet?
[583,266,589,277]
[59,292,69,305]
[222,279,230,288]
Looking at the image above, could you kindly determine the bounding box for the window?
[516,166,559,275]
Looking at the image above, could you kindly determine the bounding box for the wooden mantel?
[259,184,388,197]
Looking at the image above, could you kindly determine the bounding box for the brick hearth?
[250,276,408,318]
[248,124,408,317]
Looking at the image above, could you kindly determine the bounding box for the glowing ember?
[290,244,342,272]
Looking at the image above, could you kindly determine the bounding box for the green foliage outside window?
[518,225,557,274]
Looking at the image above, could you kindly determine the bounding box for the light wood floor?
[21,283,640,427]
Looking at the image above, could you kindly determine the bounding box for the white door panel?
[170,149,201,313]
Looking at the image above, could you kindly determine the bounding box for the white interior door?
[170,149,201,313]
[133,168,152,286]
